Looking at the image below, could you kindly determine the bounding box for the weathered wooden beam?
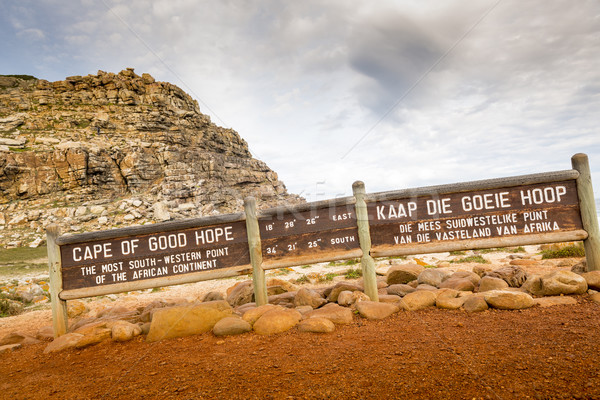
[258,196,355,218]
[353,181,378,302]
[47,224,68,337]
[572,153,600,271]
[245,197,268,306]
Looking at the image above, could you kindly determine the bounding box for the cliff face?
[0,69,301,248]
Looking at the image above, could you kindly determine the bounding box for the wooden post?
[572,153,600,271]
[244,197,268,306]
[46,224,68,337]
[352,181,379,302]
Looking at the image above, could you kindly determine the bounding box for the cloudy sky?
[1,0,599,201]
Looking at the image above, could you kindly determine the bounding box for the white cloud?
[16,28,45,40]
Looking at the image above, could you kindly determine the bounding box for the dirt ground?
[2,295,600,400]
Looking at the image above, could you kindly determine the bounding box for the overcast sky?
[1,0,599,201]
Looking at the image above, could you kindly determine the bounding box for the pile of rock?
[0,279,50,316]
[1,262,595,354]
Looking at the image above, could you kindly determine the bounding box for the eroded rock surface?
[0,70,302,247]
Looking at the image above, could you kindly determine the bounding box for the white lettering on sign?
[172,260,217,273]
[101,261,124,274]
[128,258,157,269]
[520,186,566,205]
[80,265,96,276]
[398,224,412,234]
[73,243,113,261]
[132,266,168,280]
[206,247,229,258]
[418,221,441,231]
[149,233,187,252]
[376,202,417,220]
[496,225,518,235]
[163,251,203,264]
[330,236,356,245]
[111,272,127,282]
[426,198,452,216]
[120,239,139,255]
[461,192,510,211]
[445,214,517,229]
[435,228,492,241]
[394,235,412,244]
[194,226,234,245]
[332,213,353,221]
[416,233,431,242]
[523,210,548,221]
[523,221,560,233]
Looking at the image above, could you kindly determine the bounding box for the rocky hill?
[0,69,302,248]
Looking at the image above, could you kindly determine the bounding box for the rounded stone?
[484,290,534,310]
[400,291,437,311]
[387,264,424,285]
[111,321,142,342]
[462,296,489,313]
[213,317,252,336]
[355,301,399,320]
[540,270,588,296]
[478,276,509,292]
[253,308,302,335]
[297,317,335,333]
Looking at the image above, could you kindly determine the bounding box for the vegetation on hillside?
[0,74,37,80]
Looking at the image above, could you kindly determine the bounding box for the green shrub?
[479,246,526,254]
[0,74,37,80]
[509,246,526,253]
[273,268,293,276]
[8,147,31,152]
[450,255,489,264]
[0,296,24,317]
[541,244,585,259]
[345,268,362,279]
[449,250,466,256]
[295,275,310,284]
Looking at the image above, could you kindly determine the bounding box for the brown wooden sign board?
[367,179,585,256]
[60,220,250,291]
[47,155,600,338]
[258,204,360,268]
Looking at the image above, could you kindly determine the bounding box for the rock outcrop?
[0,70,301,247]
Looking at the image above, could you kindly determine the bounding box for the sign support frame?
[47,224,68,337]
[571,153,600,271]
[353,181,379,302]
[244,196,268,306]
[44,153,598,333]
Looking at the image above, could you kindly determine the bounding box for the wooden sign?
[47,154,600,338]
[258,199,361,268]
[367,174,587,257]
[56,215,250,297]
